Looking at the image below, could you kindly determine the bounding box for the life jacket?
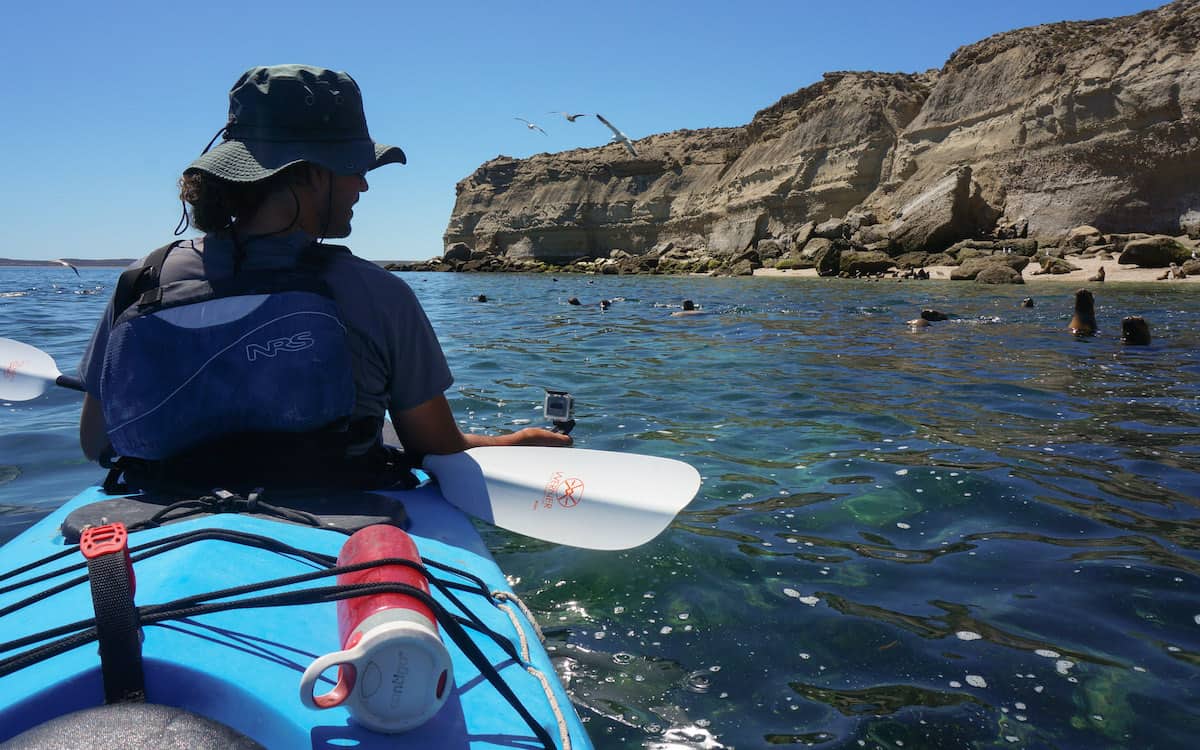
[98,240,409,490]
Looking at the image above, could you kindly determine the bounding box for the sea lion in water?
[920,309,949,322]
[1121,316,1151,345]
[567,297,582,306]
[1021,297,1035,308]
[1069,288,1097,336]
[670,299,705,317]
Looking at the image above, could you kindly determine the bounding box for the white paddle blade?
[0,338,64,402]
[424,447,701,550]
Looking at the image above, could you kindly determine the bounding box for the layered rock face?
[442,0,1200,268]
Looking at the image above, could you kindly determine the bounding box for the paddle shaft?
[56,375,84,393]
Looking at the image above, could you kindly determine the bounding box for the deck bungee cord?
[0,525,568,749]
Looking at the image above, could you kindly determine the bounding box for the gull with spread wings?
[595,113,637,157]
[51,259,80,276]
[514,117,548,135]
[549,111,588,122]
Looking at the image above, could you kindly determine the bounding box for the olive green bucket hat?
[188,64,406,182]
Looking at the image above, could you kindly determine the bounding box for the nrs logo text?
[245,332,314,361]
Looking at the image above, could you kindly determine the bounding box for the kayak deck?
[0,486,590,749]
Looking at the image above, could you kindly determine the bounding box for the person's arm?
[390,394,570,461]
[80,393,111,462]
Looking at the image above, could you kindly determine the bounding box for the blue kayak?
[0,483,592,749]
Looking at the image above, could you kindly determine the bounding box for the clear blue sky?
[0,0,1167,262]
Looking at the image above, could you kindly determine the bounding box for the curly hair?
[178,164,311,233]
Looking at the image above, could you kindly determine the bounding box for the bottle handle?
[300,645,362,710]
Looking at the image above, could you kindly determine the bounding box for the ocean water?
[2,267,1199,749]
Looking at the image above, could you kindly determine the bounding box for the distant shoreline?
[0,258,135,268]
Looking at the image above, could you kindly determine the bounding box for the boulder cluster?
[392,224,1200,283]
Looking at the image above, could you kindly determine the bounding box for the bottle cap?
[301,620,452,733]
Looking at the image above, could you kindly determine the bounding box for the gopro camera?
[543,389,575,434]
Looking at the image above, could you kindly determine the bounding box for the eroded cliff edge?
[439,0,1200,274]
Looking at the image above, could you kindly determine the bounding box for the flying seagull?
[51,259,80,276]
[514,117,548,135]
[549,111,587,122]
[595,113,637,157]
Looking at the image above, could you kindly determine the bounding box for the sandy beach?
[755,254,1199,285]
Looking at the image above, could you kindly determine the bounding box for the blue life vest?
[99,243,356,463]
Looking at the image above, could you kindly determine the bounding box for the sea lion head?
[1121,316,1151,346]
[1069,288,1097,336]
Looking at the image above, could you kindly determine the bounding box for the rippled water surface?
[3,267,1199,749]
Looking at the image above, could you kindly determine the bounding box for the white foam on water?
[1035,649,1060,658]
[956,631,983,641]
[966,675,987,688]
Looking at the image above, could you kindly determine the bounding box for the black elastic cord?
[0,528,335,617]
[131,493,329,534]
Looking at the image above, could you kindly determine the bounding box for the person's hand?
[502,427,573,448]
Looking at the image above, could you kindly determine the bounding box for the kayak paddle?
[0,337,701,549]
[0,337,84,401]
[424,447,700,550]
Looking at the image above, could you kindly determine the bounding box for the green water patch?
[790,681,983,716]
[843,488,923,526]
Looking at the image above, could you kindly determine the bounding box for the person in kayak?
[76,64,569,489]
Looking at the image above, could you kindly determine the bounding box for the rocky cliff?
[440,0,1200,273]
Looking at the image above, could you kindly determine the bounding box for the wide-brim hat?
[188,65,406,182]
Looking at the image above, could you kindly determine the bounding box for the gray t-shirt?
[78,231,453,454]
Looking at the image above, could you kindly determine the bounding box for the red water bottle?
[300,525,453,733]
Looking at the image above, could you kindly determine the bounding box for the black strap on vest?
[79,524,145,703]
[111,241,181,325]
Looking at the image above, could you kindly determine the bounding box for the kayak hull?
[0,485,591,749]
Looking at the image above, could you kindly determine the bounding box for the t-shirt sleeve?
[77,298,115,397]
[377,275,454,411]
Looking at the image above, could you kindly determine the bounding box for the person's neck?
[237,187,320,238]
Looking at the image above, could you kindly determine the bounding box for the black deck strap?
[79,523,145,704]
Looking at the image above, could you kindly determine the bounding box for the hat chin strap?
[231,185,305,271]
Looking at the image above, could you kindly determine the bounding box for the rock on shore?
[419,0,1200,278]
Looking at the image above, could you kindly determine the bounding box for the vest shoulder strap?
[111,241,181,324]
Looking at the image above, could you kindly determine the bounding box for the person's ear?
[291,164,327,191]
